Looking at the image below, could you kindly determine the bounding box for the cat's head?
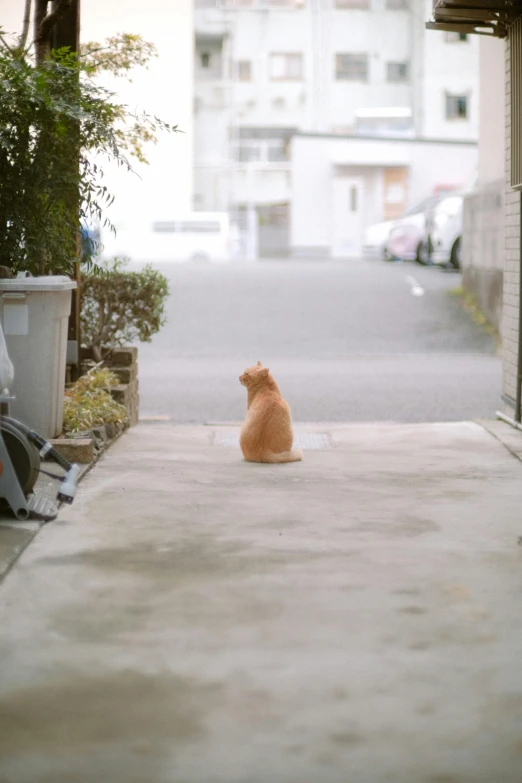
[239,361,270,388]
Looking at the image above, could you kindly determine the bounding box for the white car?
[430,195,463,269]
[385,195,444,264]
[362,220,395,260]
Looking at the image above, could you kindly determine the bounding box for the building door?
[383,167,408,221]
[258,203,290,258]
[332,176,364,258]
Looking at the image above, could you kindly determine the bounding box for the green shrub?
[80,257,169,360]
[63,368,127,434]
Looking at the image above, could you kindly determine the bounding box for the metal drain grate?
[213,432,332,450]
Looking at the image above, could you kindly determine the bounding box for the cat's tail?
[266,449,303,464]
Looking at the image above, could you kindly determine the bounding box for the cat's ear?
[257,360,262,366]
[261,367,269,377]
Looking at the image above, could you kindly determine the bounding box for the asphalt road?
[134,258,501,424]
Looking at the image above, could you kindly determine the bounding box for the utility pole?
[52,0,82,381]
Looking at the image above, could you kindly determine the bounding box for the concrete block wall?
[503,34,520,410]
[462,180,504,332]
[105,347,140,427]
[80,346,140,427]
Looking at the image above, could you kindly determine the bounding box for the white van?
[102,212,231,263]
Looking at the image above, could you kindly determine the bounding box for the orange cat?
[239,362,302,464]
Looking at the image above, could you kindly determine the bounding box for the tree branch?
[19,0,33,50]
[0,35,14,54]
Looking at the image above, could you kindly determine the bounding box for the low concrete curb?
[48,437,94,464]
[476,418,522,462]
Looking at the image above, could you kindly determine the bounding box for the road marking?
[405,275,425,297]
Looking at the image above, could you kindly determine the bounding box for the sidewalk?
[1,420,522,783]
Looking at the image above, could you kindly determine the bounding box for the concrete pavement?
[1,420,522,783]
[134,260,501,423]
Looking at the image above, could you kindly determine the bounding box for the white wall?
[291,136,335,251]
[478,36,505,184]
[291,137,393,252]
[222,9,312,130]
[291,133,478,253]
[233,168,290,207]
[329,5,412,132]
[196,1,415,136]
[421,0,479,140]
[407,142,477,203]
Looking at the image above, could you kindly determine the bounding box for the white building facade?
[194,0,479,256]
[291,133,477,257]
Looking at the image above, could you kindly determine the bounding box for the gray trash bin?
[0,276,77,438]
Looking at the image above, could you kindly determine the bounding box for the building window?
[350,187,358,212]
[265,0,305,6]
[386,0,408,8]
[445,31,469,42]
[235,139,289,163]
[335,0,369,8]
[446,94,468,120]
[270,53,303,81]
[196,43,224,80]
[223,0,304,6]
[234,129,292,163]
[237,60,252,81]
[386,61,409,82]
[335,53,368,82]
[237,145,262,162]
[223,0,305,5]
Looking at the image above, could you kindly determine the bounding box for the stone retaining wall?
[80,346,139,427]
[105,347,139,427]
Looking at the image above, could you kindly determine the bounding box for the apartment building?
[194,0,479,256]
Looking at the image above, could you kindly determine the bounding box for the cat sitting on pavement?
[239,362,302,464]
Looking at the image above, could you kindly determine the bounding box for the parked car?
[385,196,443,264]
[430,194,463,269]
[362,220,395,260]
[102,212,231,263]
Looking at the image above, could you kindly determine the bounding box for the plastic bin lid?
[0,275,77,292]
